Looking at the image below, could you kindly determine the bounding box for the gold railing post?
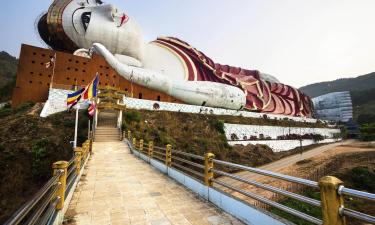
[128,130,132,139]
[148,141,154,158]
[140,139,144,152]
[319,176,346,225]
[52,161,68,210]
[165,144,172,167]
[204,153,215,187]
[74,148,82,176]
[132,138,137,147]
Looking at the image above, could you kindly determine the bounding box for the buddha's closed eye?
[81,12,91,31]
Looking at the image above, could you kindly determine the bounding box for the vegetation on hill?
[300,72,375,135]
[123,109,326,168]
[0,51,18,102]
[0,103,90,223]
[299,72,375,98]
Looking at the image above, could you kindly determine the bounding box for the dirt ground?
[217,141,375,224]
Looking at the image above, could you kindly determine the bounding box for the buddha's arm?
[92,43,246,109]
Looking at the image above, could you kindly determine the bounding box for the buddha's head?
[38,0,144,60]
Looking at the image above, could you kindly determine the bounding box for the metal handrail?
[126,138,375,225]
[153,146,166,151]
[172,149,205,160]
[68,157,75,167]
[4,170,62,225]
[173,162,205,178]
[173,156,205,170]
[25,184,60,225]
[213,159,319,188]
[152,154,165,162]
[212,169,321,207]
[213,179,323,225]
[341,207,375,224]
[153,151,166,157]
[339,185,375,201]
[37,197,60,225]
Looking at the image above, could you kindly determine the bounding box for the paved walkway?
[65,142,243,225]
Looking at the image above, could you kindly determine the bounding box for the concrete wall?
[12,44,181,108]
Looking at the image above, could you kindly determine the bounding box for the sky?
[1,0,375,87]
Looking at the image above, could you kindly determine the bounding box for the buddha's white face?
[62,2,144,60]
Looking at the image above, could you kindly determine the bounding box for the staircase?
[94,110,121,142]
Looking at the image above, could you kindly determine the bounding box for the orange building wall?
[12,44,181,108]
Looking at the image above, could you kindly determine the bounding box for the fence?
[125,130,375,225]
[4,139,93,225]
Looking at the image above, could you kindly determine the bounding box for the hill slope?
[0,51,18,102]
[300,72,375,124]
[300,72,375,98]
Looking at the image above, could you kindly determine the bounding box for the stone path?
[65,142,243,225]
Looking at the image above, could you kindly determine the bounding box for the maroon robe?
[153,37,313,117]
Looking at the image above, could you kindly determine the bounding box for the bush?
[350,167,375,192]
[210,119,225,134]
[31,138,49,179]
[15,101,34,112]
[360,123,375,141]
[124,111,141,123]
[0,108,12,118]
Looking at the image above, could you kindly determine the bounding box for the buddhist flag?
[82,73,99,100]
[88,102,96,117]
[67,88,85,109]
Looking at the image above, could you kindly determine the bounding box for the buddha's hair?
[37,0,102,52]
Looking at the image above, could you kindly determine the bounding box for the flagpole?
[74,103,79,148]
[50,53,57,89]
[73,79,79,149]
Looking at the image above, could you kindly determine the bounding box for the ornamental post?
[204,153,215,187]
[52,161,68,210]
[165,144,172,167]
[319,176,346,225]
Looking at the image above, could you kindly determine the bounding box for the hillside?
[300,72,375,98]
[300,72,375,124]
[0,103,90,223]
[0,51,18,102]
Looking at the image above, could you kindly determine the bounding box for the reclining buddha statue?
[37,0,313,117]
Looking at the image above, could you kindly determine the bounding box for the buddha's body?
[38,0,313,117]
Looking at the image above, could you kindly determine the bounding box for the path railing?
[4,139,92,225]
[127,131,375,225]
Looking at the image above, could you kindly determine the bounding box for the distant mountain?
[0,51,18,101]
[299,72,375,98]
[300,72,375,124]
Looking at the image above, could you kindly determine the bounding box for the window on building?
[139,93,143,99]
[157,95,161,101]
[31,61,35,64]
[67,67,71,70]
[29,81,33,84]
[66,77,70,80]
[32,52,36,56]
[41,54,45,57]
[39,73,42,76]
[30,72,34,75]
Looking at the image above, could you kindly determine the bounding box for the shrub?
[360,123,375,141]
[15,101,34,112]
[31,138,49,178]
[0,108,12,118]
[211,119,225,134]
[124,111,141,123]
